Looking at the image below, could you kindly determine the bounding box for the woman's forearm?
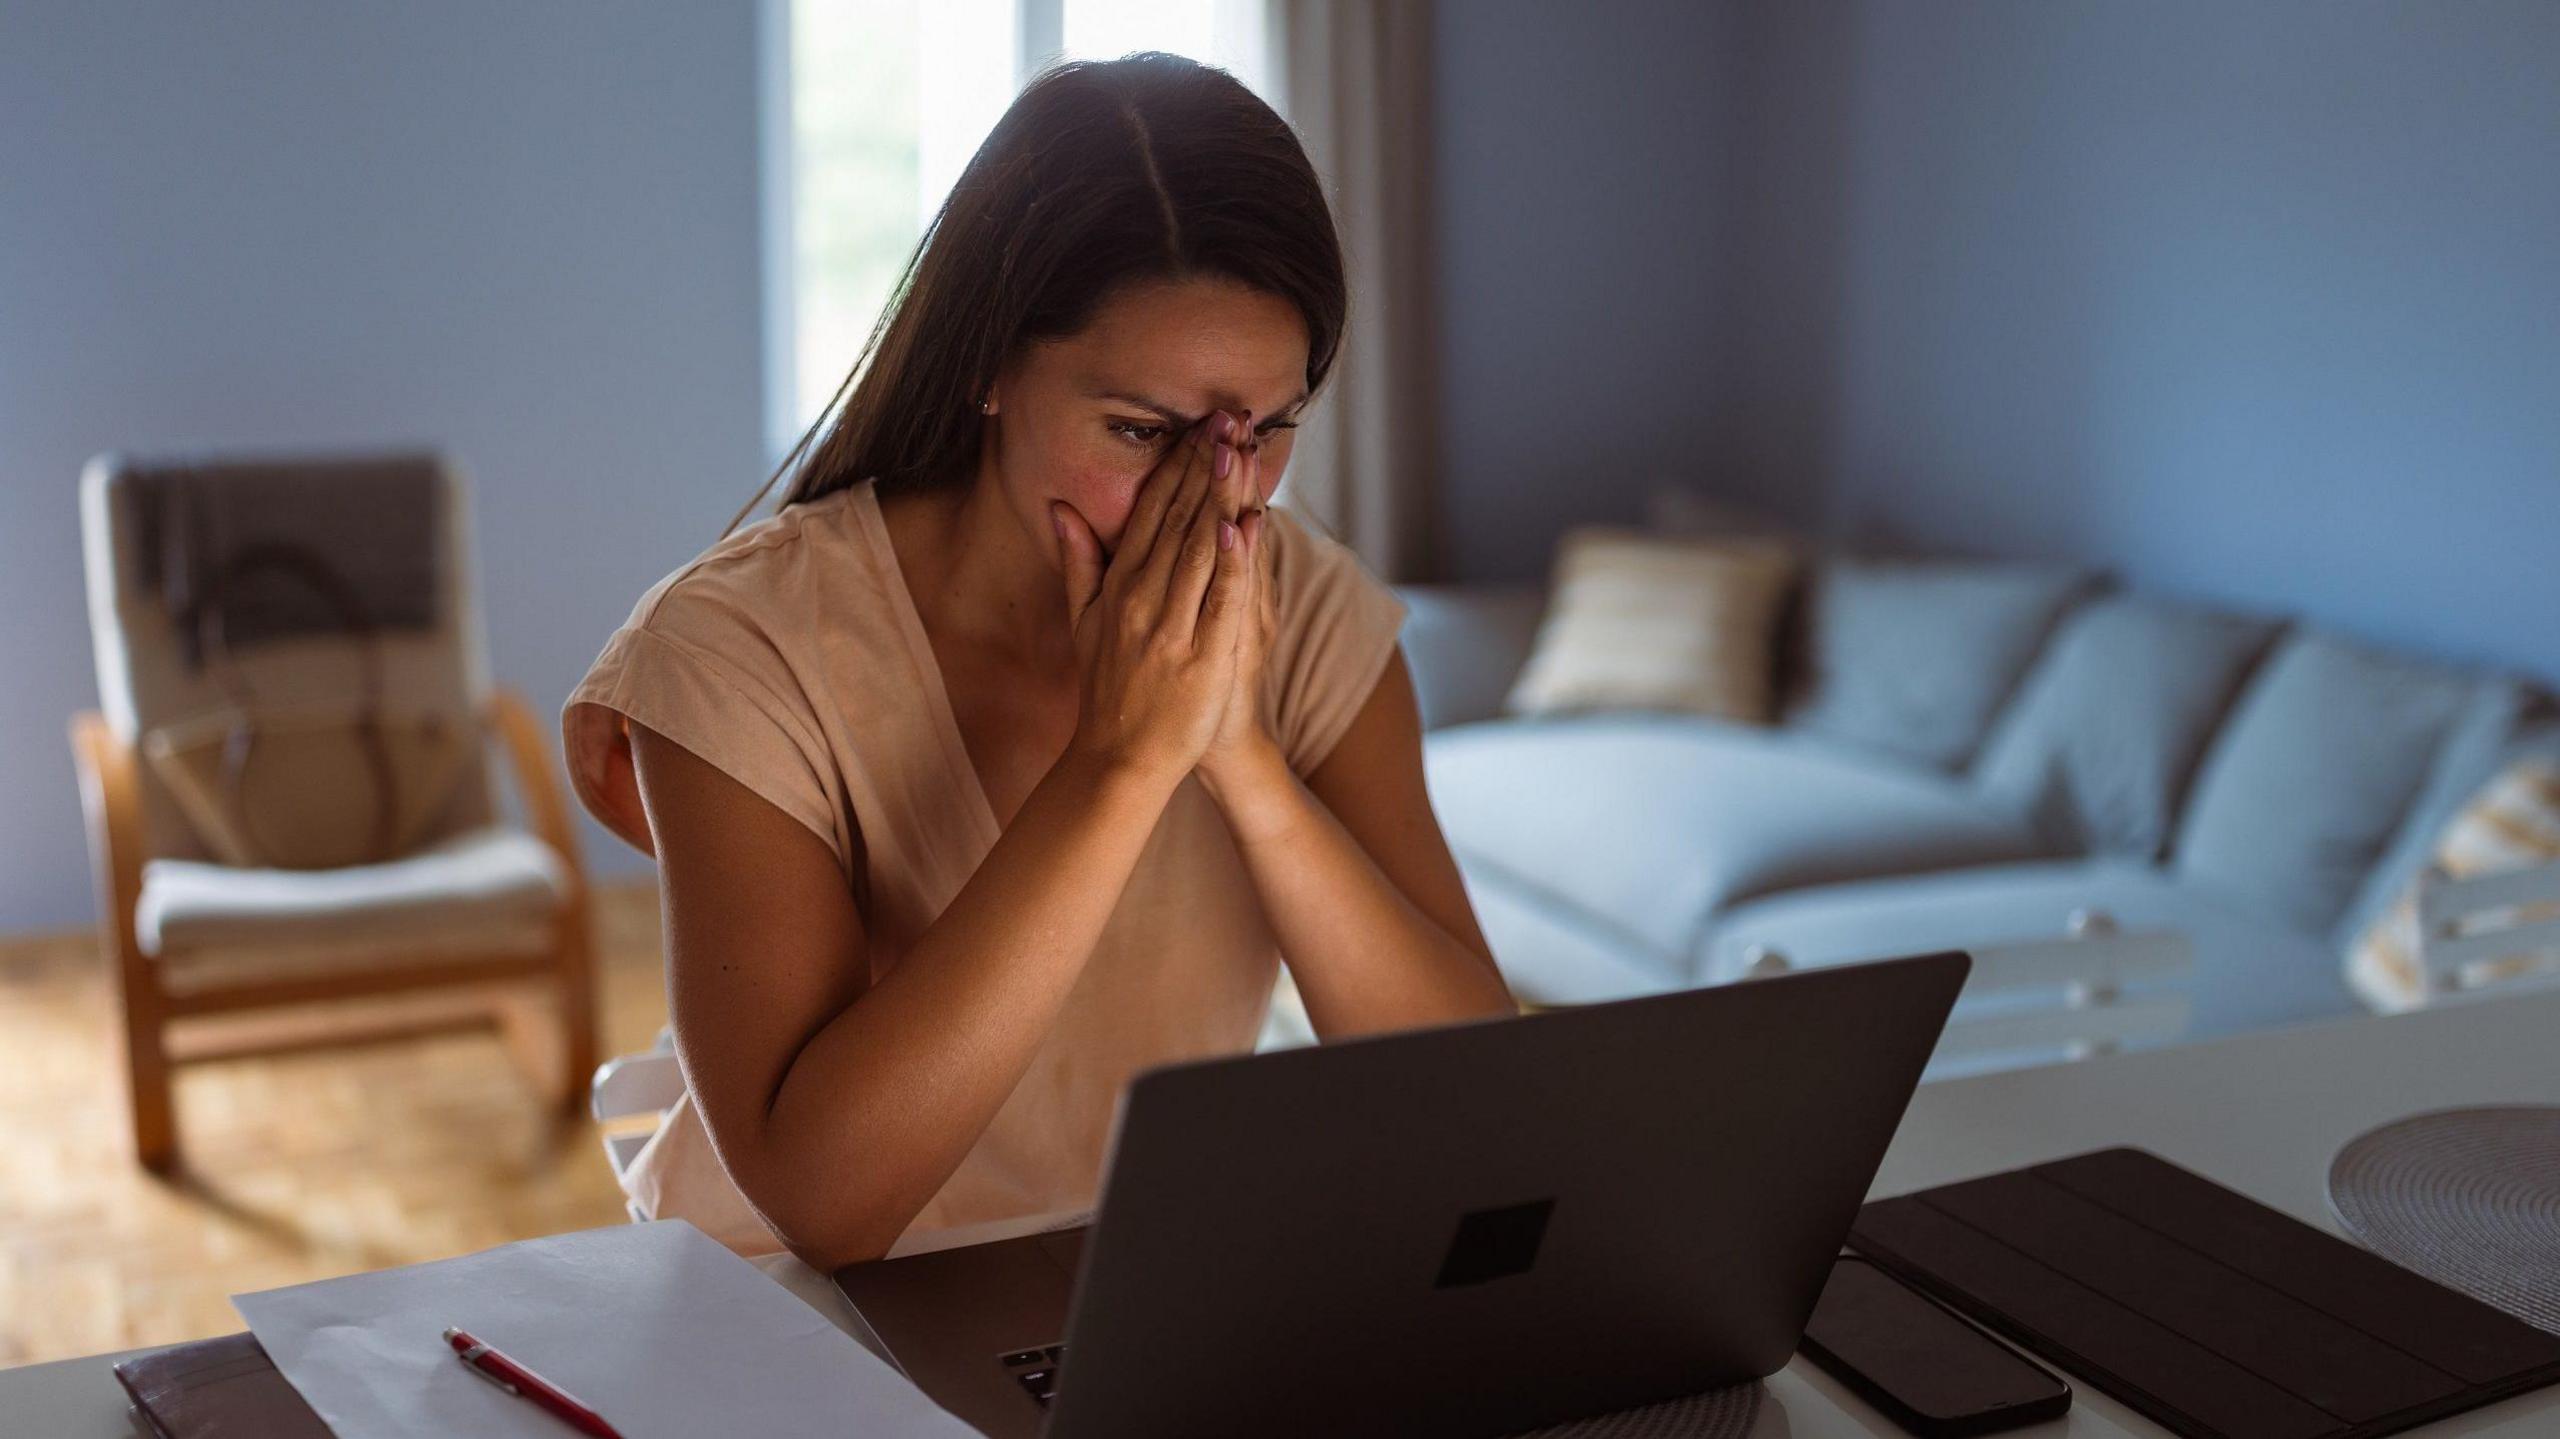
[743,750,1172,1265]
[1204,744,1515,1039]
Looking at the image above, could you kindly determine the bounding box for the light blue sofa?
[1398,562,2550,1047]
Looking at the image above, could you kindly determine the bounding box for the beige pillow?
[1504,527,1800,722]
[2347,756,2560,1012]
[143,705,472,870]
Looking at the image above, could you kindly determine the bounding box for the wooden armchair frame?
[67,687,598,1172]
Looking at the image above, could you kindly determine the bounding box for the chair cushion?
[137,824,568,975]
[1703,860,2359,1042]
[2172,630,2518,933]
[1424,714,2051,966]
[1969,596,2281,860]
[1784,558,2093,770]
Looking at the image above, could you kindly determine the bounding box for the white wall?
[0,3,769,929]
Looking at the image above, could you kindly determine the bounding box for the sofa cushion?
[1395,583,1545,731]
[1424,714,2050,967]
[1702,860,2358,1042]
[2331,686,2537,951]
[2172,631,2515,933]
[1785,558,2093,770]
[1970,597,2282,860]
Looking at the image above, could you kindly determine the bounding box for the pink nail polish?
[1215,443,1233,478]
[1218,520,1238,551]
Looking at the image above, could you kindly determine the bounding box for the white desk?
[8,991,2559,1437]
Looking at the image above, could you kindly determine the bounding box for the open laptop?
[835,950,1968,1437]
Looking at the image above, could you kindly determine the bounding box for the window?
[774,0,1278,457]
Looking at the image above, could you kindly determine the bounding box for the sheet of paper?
[235,1220,978,1439]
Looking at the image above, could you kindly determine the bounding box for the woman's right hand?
[1050,409,1257,787]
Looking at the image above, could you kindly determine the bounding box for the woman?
[563,52,1515,1272]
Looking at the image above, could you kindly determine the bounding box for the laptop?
[835,950,1969,1438]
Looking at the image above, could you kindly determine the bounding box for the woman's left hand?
[1197,412,1281,791]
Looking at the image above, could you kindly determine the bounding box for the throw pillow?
[144,704,471,869]
[2347,755,2560,1012]
[1503,527,1799,722]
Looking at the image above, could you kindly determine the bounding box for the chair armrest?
[487,687,587,888]
[1393,583,1546,731]
[67,711,147,959]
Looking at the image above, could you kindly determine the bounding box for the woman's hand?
[1197,413,1280,790]
[1050,410,1256,790]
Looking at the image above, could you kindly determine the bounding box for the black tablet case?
[1848,1147,2560,1439]
[111,1331,330,1439]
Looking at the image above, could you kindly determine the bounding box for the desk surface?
[9,991,2559,1438]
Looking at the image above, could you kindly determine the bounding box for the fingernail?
[1219,520,1239,551]
[1050,504,1067,541]
[1218,411,1237,441]
[1215,442,1233,478]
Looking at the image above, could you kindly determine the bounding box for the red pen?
[443,1327,626,1439]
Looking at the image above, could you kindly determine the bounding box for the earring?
[978,395,993,415]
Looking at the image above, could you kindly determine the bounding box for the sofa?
[1396,554,2553,1053]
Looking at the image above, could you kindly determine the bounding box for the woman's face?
[985,275,1309,559]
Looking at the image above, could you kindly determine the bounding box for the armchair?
[71,450,598,1171]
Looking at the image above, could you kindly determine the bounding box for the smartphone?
[1800,1256,2072,1437]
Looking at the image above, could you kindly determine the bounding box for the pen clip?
[450,1339,520,1396]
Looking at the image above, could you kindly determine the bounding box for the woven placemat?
[2327,1105,2560,1335]
[1506,1381,1761,1439]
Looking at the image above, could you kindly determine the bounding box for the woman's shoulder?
[564,482,879,868]
[1260,499,1406,626]
[1257,499,1410,772]
[621,483,873,638]
[568,478,889,761]
[1262,499,1386,601]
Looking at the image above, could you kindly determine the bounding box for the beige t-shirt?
[562,478,1407,1256]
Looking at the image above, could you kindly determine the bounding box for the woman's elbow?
[729,1149,918,1272]
[774,1215,901,1273]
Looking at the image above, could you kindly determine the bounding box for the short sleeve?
[1263,504,1411,774]
[561,579,848,871]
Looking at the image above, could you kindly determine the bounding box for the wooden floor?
[0,883,670,1368]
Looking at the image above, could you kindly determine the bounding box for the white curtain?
[1271,0,1438,581]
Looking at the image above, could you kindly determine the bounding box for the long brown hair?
[725,51,1347,534]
